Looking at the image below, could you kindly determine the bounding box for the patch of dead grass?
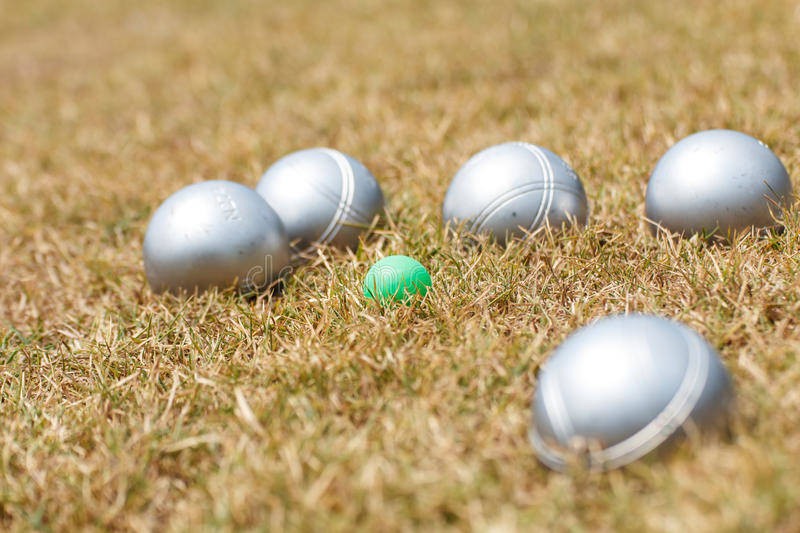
[1,0,800,530]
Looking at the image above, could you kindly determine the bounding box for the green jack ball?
[363,255,432,304]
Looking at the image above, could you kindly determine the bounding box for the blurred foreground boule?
[530,314,733,472]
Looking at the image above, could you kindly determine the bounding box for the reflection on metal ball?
[442,142,589,244]
[646,129,792,237]
[143,180,290,293]
[256,148,385,256]
[530,314,733,472]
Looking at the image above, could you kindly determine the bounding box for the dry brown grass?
[2,0,800,530]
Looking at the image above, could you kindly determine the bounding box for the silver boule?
[255,148,385,256]
[442,142,589,244]
[530,314,733,472]
[646,129,793,237]
[143,180,290,293]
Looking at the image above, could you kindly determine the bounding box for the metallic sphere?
[530,314,733,472]
[646,129,793,237]
[255,148,385,256]
[143,180,290,293]
[442,142,589,244]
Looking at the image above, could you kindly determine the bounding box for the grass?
[1,0,800,530]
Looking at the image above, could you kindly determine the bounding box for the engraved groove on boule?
[468,183,587,236]
[597,327,710,469]
[318,148,356,246]
[468,144,543,234]
[257,148,384,258]
[444,142,589,244]
[519,143,556,234]
[309,178,372,223]
[539,366,575,445]
[529,322,715,472]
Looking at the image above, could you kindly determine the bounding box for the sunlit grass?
[1,0,799,530]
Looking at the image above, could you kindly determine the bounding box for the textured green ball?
[363,255,432,304]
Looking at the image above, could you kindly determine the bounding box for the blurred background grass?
[1,0,800,530]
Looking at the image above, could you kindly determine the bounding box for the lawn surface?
[1,0,800,530]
